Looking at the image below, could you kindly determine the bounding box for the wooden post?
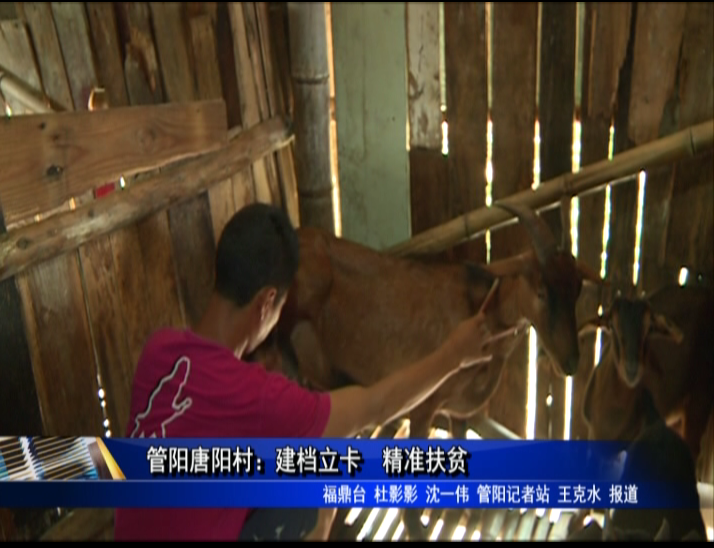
[287,2,335,233]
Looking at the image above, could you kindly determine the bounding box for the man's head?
[214,203,299,353]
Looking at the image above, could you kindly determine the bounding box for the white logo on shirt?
[130,356,193,438]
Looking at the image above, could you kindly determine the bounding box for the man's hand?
[444,312,494,369]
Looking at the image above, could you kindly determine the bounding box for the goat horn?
[494,201,558,265]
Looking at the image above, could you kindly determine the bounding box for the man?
[114,203,493,541]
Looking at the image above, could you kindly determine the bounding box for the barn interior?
[0,1,713,542]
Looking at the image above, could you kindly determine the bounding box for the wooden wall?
[402,1,713,445]
[0,2,297,540]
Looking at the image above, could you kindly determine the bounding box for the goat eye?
[537,288,547,300]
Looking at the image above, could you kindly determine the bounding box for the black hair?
[214,203,299,307]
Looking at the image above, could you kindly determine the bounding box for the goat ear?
[576,260,608,286]
[650,312,684,344]
[654,518,670,541]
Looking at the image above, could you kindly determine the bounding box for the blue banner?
[0,437,702,510]
[0,479,696,509]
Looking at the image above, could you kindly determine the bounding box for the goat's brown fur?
[581,284,714,470]
[250,202,604,539]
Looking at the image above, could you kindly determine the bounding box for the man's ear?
[259,287,278,322]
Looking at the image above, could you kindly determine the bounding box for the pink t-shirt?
[113,328,331,541]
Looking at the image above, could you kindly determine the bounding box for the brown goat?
[250,202,604,539]
[581,284,714,469]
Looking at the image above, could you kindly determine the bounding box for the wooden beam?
[0,99,227,224]
[0,116,293,282]
[385,119,714,258]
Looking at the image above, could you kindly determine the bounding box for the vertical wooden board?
[228,2,271,205]
[21,255,103,435]
[443,2,488,263]
[409,148,449,236]
[4,11,102,437]
[151,1,218,328]
[0,19,43,115]
[22,3,73,110]
[242,2,282,207]
[50,3,97,111]
[116,1,185,334]
[662,1,714,279]
[406,2,441,150]
[536,1,577,440]
[486,1,538,439]
[214,2,257,214]
[85,2,129,109]
[190,13,236,241]
[622,2,687,294]
[255,1,299,224]
[406,2,449,239]
[0,210,44,436]
[48,0,137,434]
[571,2,632,442]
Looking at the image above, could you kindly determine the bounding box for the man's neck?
[192,293,253,358]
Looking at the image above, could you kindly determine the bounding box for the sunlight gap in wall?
[593,124,615,366]
[484,3,494,263]
[563,1,587,442]
[326,3,342,237]
[632,170,647,287]
[526,1,545,441]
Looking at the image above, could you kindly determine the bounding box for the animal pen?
[0,0,712,542]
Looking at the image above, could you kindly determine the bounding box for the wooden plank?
[214,1,257,214]
[49,3,97,113]
[21,3,72,111]
[238,2,282,206]
[662,2,714,280]
[0,100,227,224]
[444,2,488,264]
[4,11,103,438]
[406,2,442,150]
[409,148,449,236]
[84,0,157,431]
[620,2,687,294]
[0,118,292,283]
[486,1,538,439]
[151,1,218,328]
[255,1,300,225]
[85,2,129,110]
[0,19,43,115]
[535,1,577,441]
[0,207,44,436]
[571,1,632,442]
[406,2,449,241]
[190,13,236,241]
[117,0,186,340]
[45,0,133,436]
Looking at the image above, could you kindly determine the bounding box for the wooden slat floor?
[329,420,584,542]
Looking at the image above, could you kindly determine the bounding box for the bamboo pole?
[0,117,294,282]
[387,119,714,257]
[287,2,335,233]
[0,66,54,114]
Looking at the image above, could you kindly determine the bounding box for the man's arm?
[321,340,468,438]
